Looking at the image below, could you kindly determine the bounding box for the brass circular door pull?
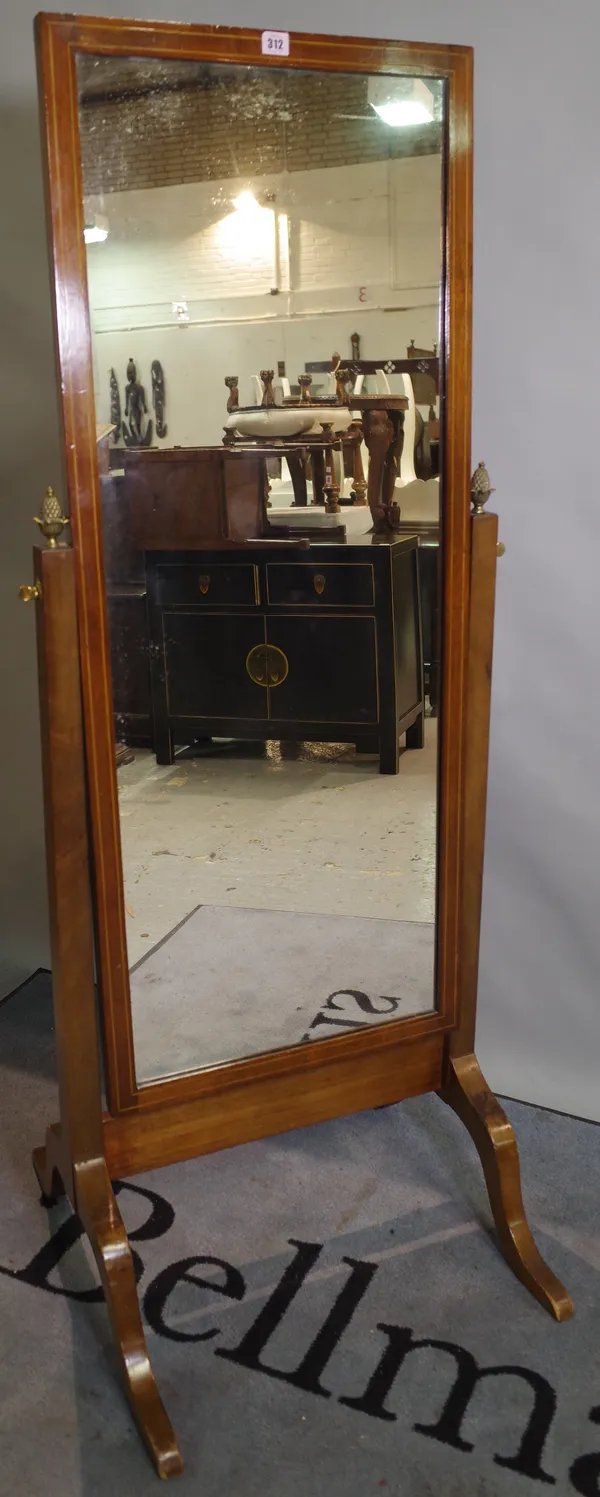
[246,642,289,688]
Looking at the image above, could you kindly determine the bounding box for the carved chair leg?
[363,409,394,531]
[440,1054,574,1322]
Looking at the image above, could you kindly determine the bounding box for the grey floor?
[1,970,599,1497]
[117,731,437,968]
[130,904,435,1080]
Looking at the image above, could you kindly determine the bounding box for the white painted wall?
[2,0,600,1124]
[92,306,437,448]
[86,157,441,445]
[87,158,441,324]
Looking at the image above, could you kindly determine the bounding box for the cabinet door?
[266,615,378,725]
[163,612,268,719]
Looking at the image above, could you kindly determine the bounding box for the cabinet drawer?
[157,563,259,608]
[266,562,374,608]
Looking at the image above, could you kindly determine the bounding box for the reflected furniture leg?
[286,448,308,507]
[149,640,175,763]
[26,542,183,1476]
[362,407,401,532]
[439,509,573,1321]
[379,728,399,775]
[310,446,326,506]
[382,409,404,511]
[155,726,175,765]
[405,711,425,749]
[323,428,341,514]
[350,422,368,506]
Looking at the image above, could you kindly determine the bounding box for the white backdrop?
[1,0,599,1119]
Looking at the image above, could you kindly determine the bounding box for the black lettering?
[304,989,403,1040]
[144,1255,245,1343]
[286,1256,377,1396]
[0,1179,175,1301]
[216,1239,321,1375]
[324,989,403,1018]
[306,1015,366,1034]
[341,1324,556,1485]
[3,1213,103,1302]
[570,1405,600,1495]
[114,1178,176,1245]
[218,1240,376,1397]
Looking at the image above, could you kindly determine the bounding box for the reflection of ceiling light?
[373,100,432,126]
[84,223,109,244]
[83,212,108,244]
[233,190,260,213]
[368,77,435,127]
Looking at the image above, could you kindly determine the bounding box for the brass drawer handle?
[314,573,326,596]
[199,574,211,595]
[246,643,289,688]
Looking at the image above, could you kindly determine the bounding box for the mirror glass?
[76,52,444,1083]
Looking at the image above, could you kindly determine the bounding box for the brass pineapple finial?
[470,461,495,515]
[34,486,69,548]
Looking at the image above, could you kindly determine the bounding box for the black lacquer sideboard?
[144,535,424,774]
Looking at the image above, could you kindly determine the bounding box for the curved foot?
[440,1054,574,1322]
[74,1158,183,1478]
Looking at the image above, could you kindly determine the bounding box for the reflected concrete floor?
[117,726,437,969]
[131,904,435,1080]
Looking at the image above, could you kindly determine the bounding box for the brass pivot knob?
[19,582,42,602]
[497,541,506,557]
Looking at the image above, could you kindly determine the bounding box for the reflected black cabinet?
[267,614,378,725]
[164,613,268,721]
[146,537,425,774]
[100,472,153,747]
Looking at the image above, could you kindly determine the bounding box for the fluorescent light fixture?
[84,224,109,244]
[368,77,434,127]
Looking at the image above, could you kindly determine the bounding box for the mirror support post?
[25,539,183,1478]
[439,509,573,1323]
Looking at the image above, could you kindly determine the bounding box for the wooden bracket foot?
[72,1158,183,1478]
[440,1054,574,1322]
[33,1142,183,1478]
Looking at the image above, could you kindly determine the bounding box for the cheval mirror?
[24,12,572,1478]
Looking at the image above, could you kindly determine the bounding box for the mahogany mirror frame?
[36,13,470,1136]
[28,10,574,1478]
